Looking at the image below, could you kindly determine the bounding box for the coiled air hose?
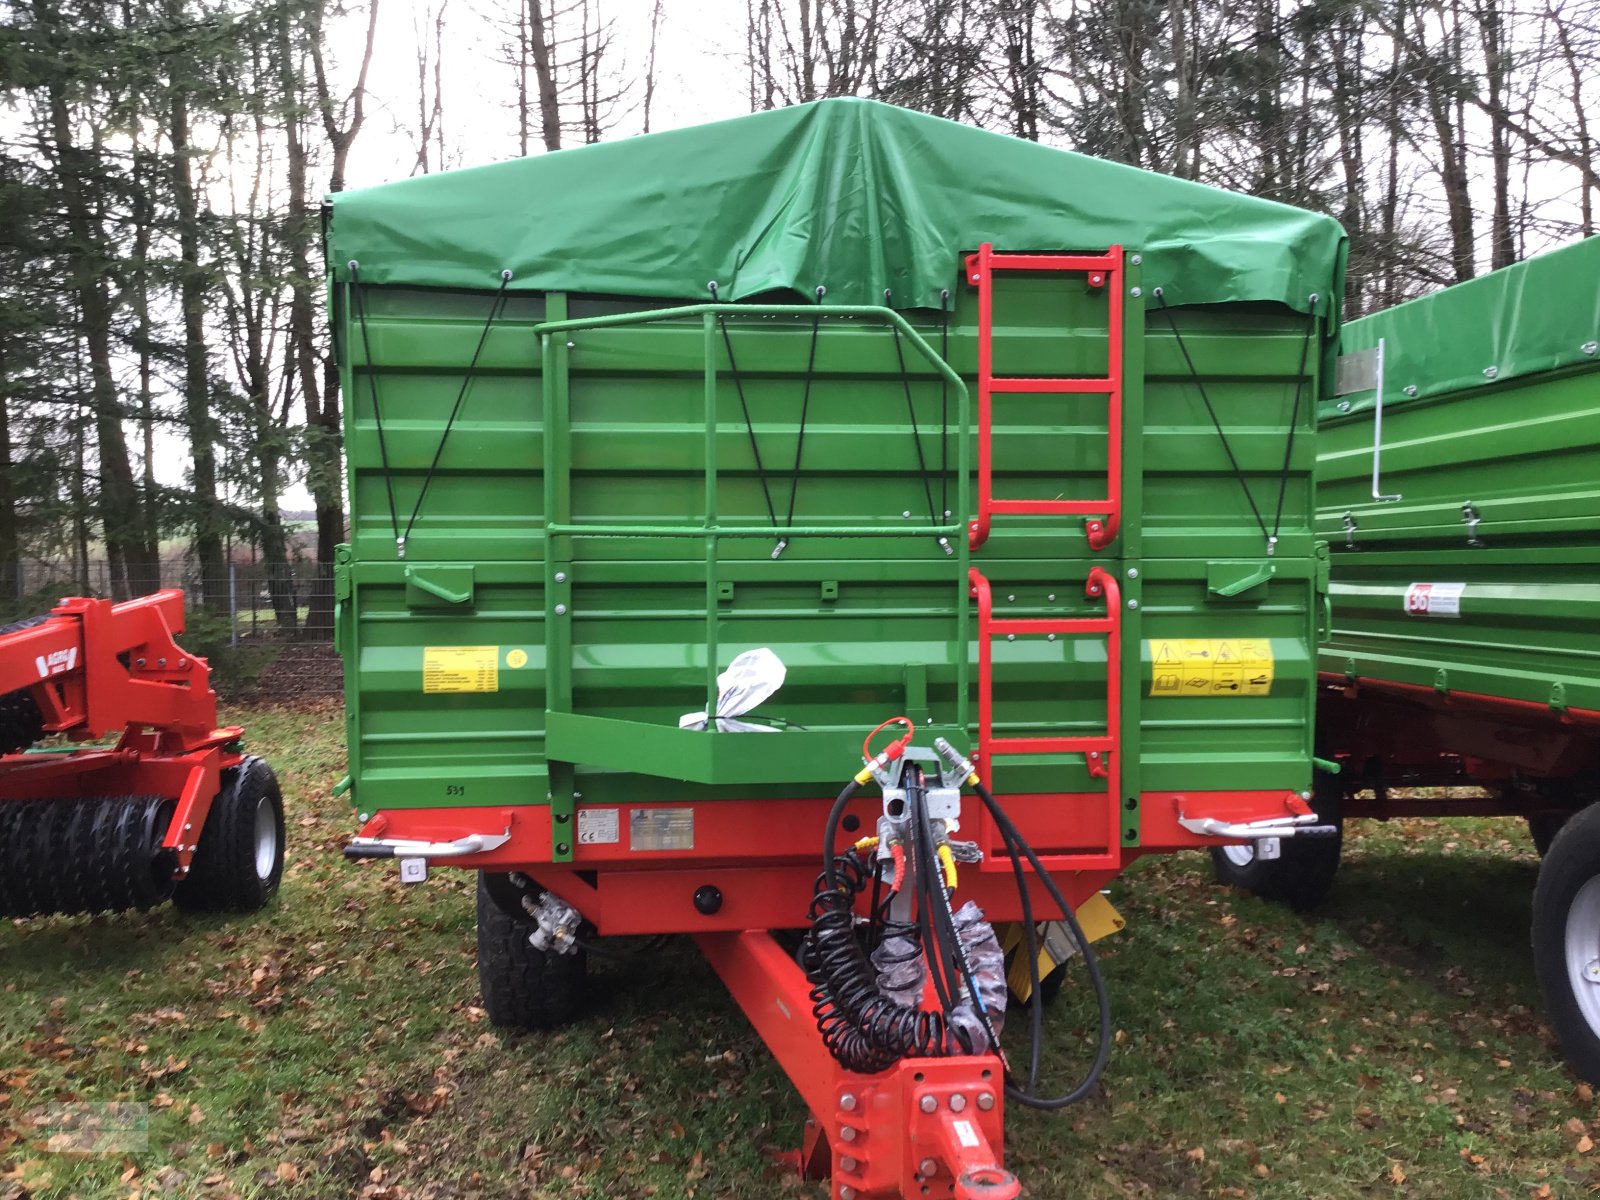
[802,759,1115,1110]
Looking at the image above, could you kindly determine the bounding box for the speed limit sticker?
[1403,582,1465,617]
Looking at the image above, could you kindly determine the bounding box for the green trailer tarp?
[327,97,1344,318]
[1326,234,1600,419]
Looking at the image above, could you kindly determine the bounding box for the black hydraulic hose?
[821,778,861,890]
[974,780,1114,1109]
[912,776,1004,1060]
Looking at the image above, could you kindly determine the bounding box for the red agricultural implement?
[0,590,283,918]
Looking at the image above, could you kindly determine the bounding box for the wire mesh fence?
[1,559,340,703]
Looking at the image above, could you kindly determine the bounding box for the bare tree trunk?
[642,0,663,133]
[0,348,16,603]
[168,62,228,610]
[528,0,562,150]
[1168,0,1196,178]
[43,75,156,599]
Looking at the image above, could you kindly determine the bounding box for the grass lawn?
[3,704,1597,1199]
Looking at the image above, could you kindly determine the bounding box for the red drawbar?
[964,243,1124,552]
[698,930,1020,1199]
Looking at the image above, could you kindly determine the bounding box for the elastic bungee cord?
[802,751,1115,1110]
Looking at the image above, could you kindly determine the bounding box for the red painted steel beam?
[696,930,1018,1199]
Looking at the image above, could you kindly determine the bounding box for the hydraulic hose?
[973,779,1114,1109]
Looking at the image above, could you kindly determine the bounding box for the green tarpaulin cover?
[1328,235,1600,419]
[328,98,1344,316]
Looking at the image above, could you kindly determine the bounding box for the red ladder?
[969,566,1123,870]
[964,243,1124,552]
[964,244,1127,869]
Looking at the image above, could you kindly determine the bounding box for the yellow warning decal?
[1148,638,1273,697]
[423,645,500,694]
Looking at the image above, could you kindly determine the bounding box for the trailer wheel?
[1529,814,1570,858]
[476,872,587,1030]
[1210,782,1343,912]
[1533,803,1600,1084]
[173,756,285,913]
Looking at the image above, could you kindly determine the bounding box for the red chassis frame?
[355,784,1304,1199]
[0,591,242,876]
[1319,673,1600,819]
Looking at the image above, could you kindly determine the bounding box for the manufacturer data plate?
[630,807,695,852]
[577,807,620,845]
[422,645,499,693]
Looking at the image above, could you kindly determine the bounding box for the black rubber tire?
[476,872,587,1030]
[172,756,285,913]
[1210,781,1343,912]
[1530,813,1570,858]
[1533,802,1600,1084]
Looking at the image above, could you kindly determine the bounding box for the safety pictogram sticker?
[1147,638,1274,697]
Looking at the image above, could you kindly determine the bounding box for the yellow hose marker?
[937,843,958,890]
[854,765,874,785]
[853,836,879,854]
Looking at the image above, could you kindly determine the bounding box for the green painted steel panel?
[337,278,1321,836]
[326,97,1344,319]
[330,115,1328,847]
[1318,255,1600,713]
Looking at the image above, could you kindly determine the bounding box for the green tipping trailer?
[1219,237,1600,1083]
[328,99,1345,1199]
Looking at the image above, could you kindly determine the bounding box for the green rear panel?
[1317,244,1600,713]
[335,267,1322,845]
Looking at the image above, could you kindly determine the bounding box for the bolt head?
[1127,567,1139,579]
[358,813,370,823]
[1127,598,1139,610]
[839,1125,857,1142]
[839,1093,857,1112]
[949,1093,967,1112]
[977,1091,995,1111]
[554,571,568,583]
[839,1156,858,1173]
[1130,286,1142,297]
[920,1095,937,1113]
[1130,254,1142,265]
[920,1158,939,1176]
[840,1188,856,1200]
[554,603,567,615]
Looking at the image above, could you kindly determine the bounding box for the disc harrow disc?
[0,795,177,918]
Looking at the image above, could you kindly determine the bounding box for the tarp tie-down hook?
[710,281,783,556]
[348,260,404,559]
[398,269,512,559]
[885,289,950,556]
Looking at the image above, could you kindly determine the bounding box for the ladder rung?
[987,735,1113,756]
[987,253,1117,272]
[988,616,1114,636]
[989,377,1114,395]
[991,499,1111,516]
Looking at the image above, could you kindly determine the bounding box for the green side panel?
[338,264,1320,833]
[1318,263,1600,713]
[1324,235,1600,420]
[327,97,1344,320]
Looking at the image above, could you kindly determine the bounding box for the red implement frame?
[964,243,1124,552]
[969,566,1122,870]
[0,591,241,875]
